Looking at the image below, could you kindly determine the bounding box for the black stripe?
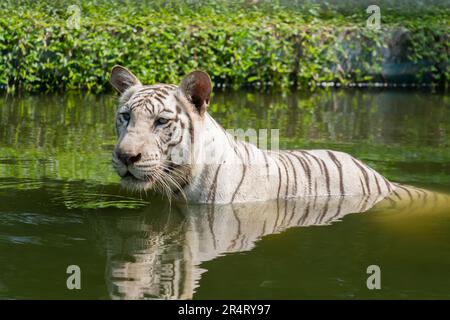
[147,99,156,114]
[329,196,345,221]
[303,151,324,175]
[143,102,152,115]
[207,205,217,250]
[155,92,167,101]
[327,151,345,195]
[415,187,427,197]
[278,153,290,198]
[359,177,367,195]
[367,166,388,194]
[289,152,311,195]
[154,95,165,107]
[382,177,392,192]
[298,150,313,166]
[284,153,297,196]
[207,164,222,204]
[314,180,318,198]
[167,131,183,147]
[397,185,413,201]
[160,108,175,115]
[372,172,382,194]
[385,195,396,207]
[352,158,371,194]
[173,94,183,105]
[228,208,242,251]
[287,201,297,226]
[274,156,283,203]
[413,187,428,205]
[421,190,428,205]
[277,154,290,226]
[175,97,195,145]
[359,195,371,212]
[317,196,330,224]
[159,88,169,96]
[319,157,331,195]
[298,197,311,225]
[155,88,169,96]
[262,151,270,179]
[238,233,248,252]
[241,141,251,163]
[302,151,331,195]
[230,145,249,203]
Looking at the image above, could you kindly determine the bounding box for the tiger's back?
[227,147,393,203]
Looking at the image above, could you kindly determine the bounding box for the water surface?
[0,89,449,299]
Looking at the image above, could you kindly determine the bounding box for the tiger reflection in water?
[90,186,449,300]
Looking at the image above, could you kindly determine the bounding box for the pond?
[0,89,449,299]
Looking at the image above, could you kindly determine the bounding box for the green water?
[0,89,449,299]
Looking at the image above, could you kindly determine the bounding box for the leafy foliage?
[0,0,448,93]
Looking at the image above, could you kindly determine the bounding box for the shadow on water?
[0,89,449,299]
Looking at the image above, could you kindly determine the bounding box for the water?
[0,89,449,299]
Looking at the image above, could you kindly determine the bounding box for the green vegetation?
[0,0,449,93]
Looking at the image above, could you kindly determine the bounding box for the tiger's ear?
[179,70,212,116]
[110,65,141,95]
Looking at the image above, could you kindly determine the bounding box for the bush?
[0,0,448,93]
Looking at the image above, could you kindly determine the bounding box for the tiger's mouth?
[116,163,191,195]
[123,171,152,181]
[120,170,155,190]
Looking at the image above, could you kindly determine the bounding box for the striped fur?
[182,119,394,203]
[110,66,447,206]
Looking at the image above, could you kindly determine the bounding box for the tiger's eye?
[121,112,130,121]
[155,118,169,126]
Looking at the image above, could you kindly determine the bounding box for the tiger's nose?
[118,152,141,165]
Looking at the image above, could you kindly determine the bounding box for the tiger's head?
[109,65,212,197]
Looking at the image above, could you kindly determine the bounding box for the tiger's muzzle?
[112,145,162,190]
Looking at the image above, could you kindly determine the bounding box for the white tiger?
[109,65,445,205]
